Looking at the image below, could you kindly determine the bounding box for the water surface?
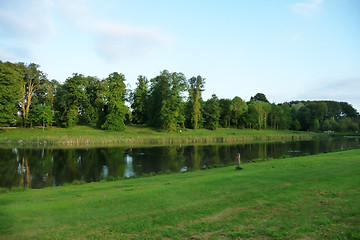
[1,137,359,189]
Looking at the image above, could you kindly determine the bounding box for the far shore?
[0,125,326,147]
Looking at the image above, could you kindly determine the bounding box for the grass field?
[1,149,359,239]
[0,125,322,147]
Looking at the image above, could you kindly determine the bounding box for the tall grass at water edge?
[0,125,324,147]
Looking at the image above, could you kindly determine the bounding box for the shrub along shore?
[0,125,324,147]
[0,149,359,239]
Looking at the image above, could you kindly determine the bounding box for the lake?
[1,137,359,189]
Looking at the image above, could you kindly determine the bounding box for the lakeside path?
[0,126,323,147]
[1,149,359,239]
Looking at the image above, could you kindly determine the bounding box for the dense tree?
[33,78,59,109]
[101,72,128,131]
[250,93,269,103]
[337,117,359,132]
[322,118,338,131]
[230,96,248,128]
[54,74,89,127]
[131,75,149,124]
[18,63,49,126]
[219,98,231,128]
[203,94,221,130]
[340,102,358,118]
[297,106,311,131]
[0,61,22,126]
[29,104,54,129]
[250,101,271,130]
[269,104,291,130]
[148,70,187,132]
[186,75,205,129]
[83,76,104,127]
[1,60,359,133]
[245,102,258,129]
[325,101,342,119]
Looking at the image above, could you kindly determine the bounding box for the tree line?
[1,60,359,133]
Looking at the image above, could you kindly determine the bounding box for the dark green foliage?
[147,70,187,132]
[53,74,106,128]
[101,72,128,131]
[269,104,291,130]
[337,117,359,132]
[29,104,54,128]
[131,75,149,124]
[54,74,89,127]
[250,92,269,102]
[203,94,221,130]
[0,61,22,126]
[219,98,231,128]
[287,100,359,133]
[230,96,247,128]
[84,76,105,127]
[340,102,358,118]
[244,102,258,129]
[18,63,49,127]
[248,101,271,130]
[0,61,358,133]
[185,76,205,129]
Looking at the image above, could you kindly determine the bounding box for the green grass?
[0,125,323,147]
[1,149,359,239]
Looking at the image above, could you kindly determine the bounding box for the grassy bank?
[0,125,323,147]
[1,149,359,239]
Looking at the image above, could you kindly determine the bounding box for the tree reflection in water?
[19,156,31,188]
[0,137,359,189]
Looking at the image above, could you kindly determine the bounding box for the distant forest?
[1,61,359,133]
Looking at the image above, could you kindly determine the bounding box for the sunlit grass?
[0,125,322,147]
[1,149,359,239]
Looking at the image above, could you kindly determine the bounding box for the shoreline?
[0,125,325,147]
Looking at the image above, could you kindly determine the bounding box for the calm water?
[1,137,359,189]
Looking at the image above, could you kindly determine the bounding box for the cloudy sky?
[1,0,359,111]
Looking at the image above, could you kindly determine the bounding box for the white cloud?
[58,0,174,62]
[0,0,54,41]
[93,21,173,62]
[0,0,54,60]
[290,0,323,17]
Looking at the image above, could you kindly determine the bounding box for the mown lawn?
[1,149,359,239]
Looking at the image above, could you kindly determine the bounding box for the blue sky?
[1,0,359,111]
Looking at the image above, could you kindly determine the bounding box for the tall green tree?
[219,98,232,128]
[53,73,90,127]
[308,101,328,127]
[250,101,271,130]
[29,104,54,129]
[186,75,205,129]
[230,96,248,128]
[297,105,311,131]
[148,70,187,132]
[131,75,149,124]
[101,72,128,131]
[203,94,221,130]
[83,76,104,127]
[245,102,258,129]
[18,63,49,126]
[269,104,291,130]
[0,61,22,126]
